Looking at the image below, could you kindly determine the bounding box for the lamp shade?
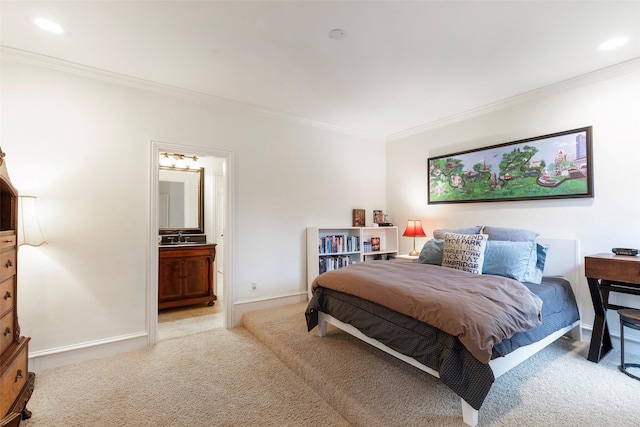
[403,219,426,237]
[18,196,47,247]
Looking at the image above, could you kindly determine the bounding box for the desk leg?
[587,277,613,362]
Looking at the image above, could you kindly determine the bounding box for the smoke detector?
[329,29,347,40]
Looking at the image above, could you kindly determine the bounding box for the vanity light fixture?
[18,196,47,247]
[159,152,199,170]
[160,152,173,167]
[189,157,200,170]
[175,155,187,169]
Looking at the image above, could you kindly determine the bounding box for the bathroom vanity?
[158,241,217,309]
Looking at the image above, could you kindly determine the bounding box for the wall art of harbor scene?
[428,127,593,204]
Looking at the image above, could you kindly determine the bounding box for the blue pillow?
[482,240,541,283]
[482,226,539,242]
[433,226,481,240]
[418,239,444,265]
[530,243,549,283]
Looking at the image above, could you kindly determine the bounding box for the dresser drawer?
[0,309,15,356]
[0,278,15,318]
[0,338,29,417]
[0,250,15,284]
[0,234,16,251]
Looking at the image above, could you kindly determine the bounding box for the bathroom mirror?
[159,167,204,234]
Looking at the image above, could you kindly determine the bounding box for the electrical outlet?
[251,282,257,292]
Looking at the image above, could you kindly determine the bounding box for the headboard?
[537,238,581,317]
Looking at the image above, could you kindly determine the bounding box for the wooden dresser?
[158,243,217,309]
[0,148,34,425]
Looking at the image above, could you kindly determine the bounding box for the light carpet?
[19,326,349,426]
[243,303,640,427]
[18,302,640,426]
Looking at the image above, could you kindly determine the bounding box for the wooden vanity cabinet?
[0,149,34,426]
[158,244,217,309]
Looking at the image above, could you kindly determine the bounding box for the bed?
[305,234,581,426]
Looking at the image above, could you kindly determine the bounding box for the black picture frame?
[427,126,593,204]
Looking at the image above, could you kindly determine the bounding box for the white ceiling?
[1,1,639,137]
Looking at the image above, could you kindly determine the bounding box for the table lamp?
[403,219,426,256]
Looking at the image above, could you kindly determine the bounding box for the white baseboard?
[28,332,148,373]
[26,293,308,372]
[233,292,307,327]
[581,324,640,357]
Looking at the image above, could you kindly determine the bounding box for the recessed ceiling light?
[329,29,347,40]
[598,36,629,51]
[34,18,65,34]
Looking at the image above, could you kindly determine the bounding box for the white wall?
[387,61,640,349]
[5,51,637,368]
[1,55,387,368]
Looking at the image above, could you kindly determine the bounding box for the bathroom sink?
[161,241,203,246]
[159,233,208,246]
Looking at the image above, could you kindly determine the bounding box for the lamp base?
[408,249,420,256]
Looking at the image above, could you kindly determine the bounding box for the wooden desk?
[585,253,640,362]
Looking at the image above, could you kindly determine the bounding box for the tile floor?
[157,273,224,340]
[158,303,223,340]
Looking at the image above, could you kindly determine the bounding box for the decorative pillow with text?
[442,232,489,275]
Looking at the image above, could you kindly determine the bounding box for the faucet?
[177,231,183,242]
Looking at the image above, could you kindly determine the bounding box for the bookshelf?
[306,226,399,298]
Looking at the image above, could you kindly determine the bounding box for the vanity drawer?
[0,337,29,417]
[0,250,16,283]
[0,278,14,318]
[0,309,15,355]
[0,234,16,251]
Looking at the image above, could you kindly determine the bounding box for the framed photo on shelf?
[427,126,593,204]
[370,237,381,251]
[352,209,365,227]
[373,210,383,225]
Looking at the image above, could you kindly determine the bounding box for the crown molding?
[388,57,640,141]
[2,46,637,143]
[0,46,385,141]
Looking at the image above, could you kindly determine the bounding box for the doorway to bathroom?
[149,141,233,345]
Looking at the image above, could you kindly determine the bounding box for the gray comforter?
[310,261,543,364]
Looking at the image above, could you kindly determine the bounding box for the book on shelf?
[318,235,359,254]
[319,255,356,274]
[363,253,395,261]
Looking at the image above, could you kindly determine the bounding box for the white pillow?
[442,232,489,274]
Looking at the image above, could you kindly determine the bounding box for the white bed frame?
[315,238,583,426]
